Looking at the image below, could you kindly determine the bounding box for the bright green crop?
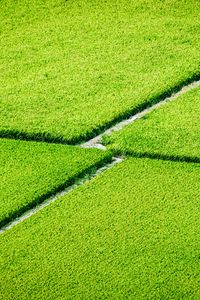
[1,157,199,299]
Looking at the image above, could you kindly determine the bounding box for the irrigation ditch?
[1,78,200,234]
[81,79,200,149]
[1,75,200,146]
[0,157,123,234]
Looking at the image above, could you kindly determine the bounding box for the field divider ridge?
[0,156,123,235]
[81,79,200,150]
[1,77,200,146]
[0,151,113,229]
[111,150,200,164]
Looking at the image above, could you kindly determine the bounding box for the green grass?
[105,86,200,162]
[1,0,200,143]
[0,157,200,299]
[0,138,112,227]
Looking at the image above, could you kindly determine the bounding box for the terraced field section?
[0,138,111,227]
[106,85,200,162]
[1,0,200,143]
[0,158,199,299]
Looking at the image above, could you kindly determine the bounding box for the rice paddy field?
[1,158,200,299]
[0,0,200,299]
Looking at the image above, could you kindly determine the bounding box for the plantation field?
[0,158,200,299]
[1,0,200,299]
[1,0,200,143]
[106,86,200,162]
[0,138,111,227]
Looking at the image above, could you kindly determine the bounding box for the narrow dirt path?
[0,157,123,234]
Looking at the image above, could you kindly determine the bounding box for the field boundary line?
[112,150,200,164]
[81,79,200,149]
[0,154,113,229]
[0,157,123,235]
[1,77,200,146]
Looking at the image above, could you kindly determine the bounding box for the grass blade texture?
[1,0,200,143]
[0,138,112,227]
[0,158,200,299]
[105,86,200,162]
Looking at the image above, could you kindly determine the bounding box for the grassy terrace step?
[0,158,200,299]
[1,0,200,143]
[0,138,112,227]
[105,86,200,162]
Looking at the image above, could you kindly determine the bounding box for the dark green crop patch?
[0,158,200,299]
[0,138,112,227]
[1,0,200,143]
[106,86,200,162]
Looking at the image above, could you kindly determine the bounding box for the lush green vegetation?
[1,157,199,299]
[0,138,112,227]
[1,1,200,298]
[1,0,200,143]
[105,86,200,162]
